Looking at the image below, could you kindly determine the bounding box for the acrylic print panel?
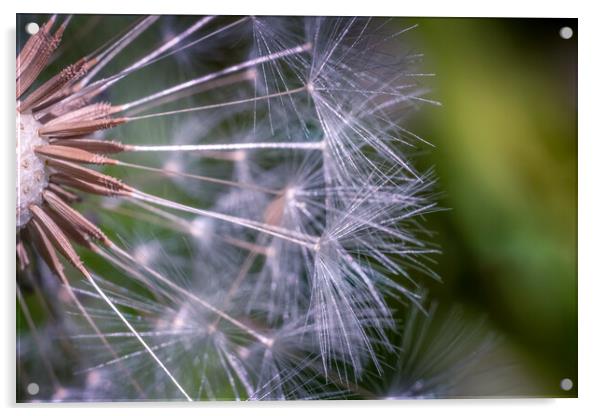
[16,14,577,402]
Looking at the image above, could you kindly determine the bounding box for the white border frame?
[2,1,597,415]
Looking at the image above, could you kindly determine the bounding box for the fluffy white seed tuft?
[16,111,48,228]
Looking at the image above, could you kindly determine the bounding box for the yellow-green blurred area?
[406,18,577,396]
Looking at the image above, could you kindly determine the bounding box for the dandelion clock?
[15,12,577,403]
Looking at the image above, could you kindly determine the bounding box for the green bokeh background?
[16,15,577,399]
[407,17,577,396]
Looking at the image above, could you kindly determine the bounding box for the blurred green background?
[407,18,577,396]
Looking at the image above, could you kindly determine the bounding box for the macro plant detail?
[15,14,492,401]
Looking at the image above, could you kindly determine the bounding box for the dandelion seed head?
[132,242,161,266]
[17,15,446,401]
[162,159,183,174]
[16,112,48,228]
[190,216,213,241]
